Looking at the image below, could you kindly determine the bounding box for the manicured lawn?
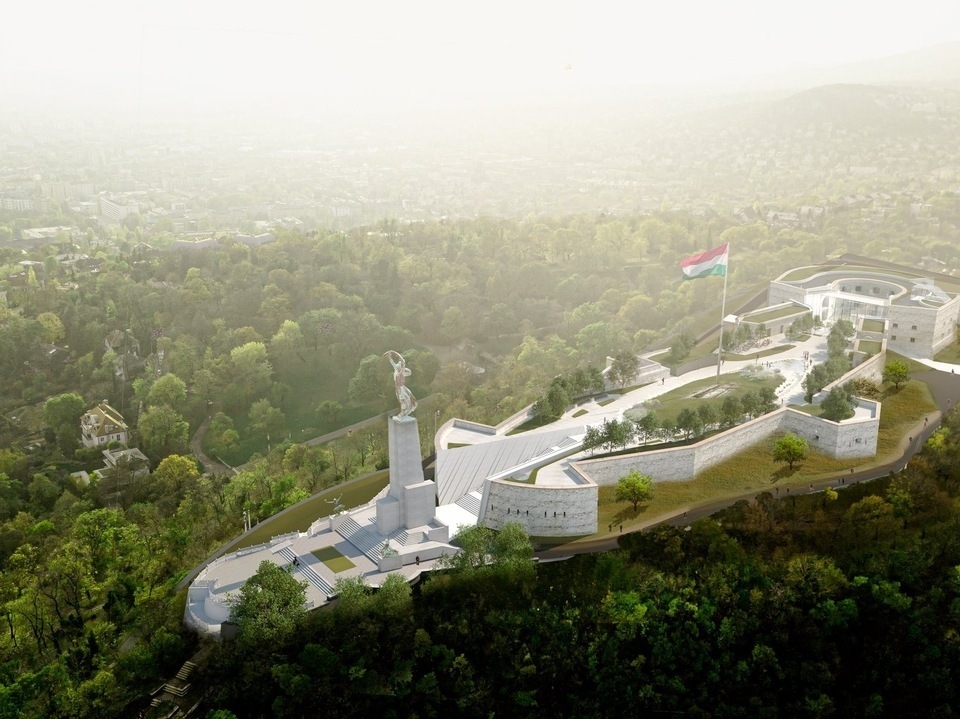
[857,339,882,354]
[633,371,782,424]
[595,435,855,530]
[934,340,960,365]
[875,380,937,458]
[233,471,389,551]
[572,409,588,418]
[862,319,886,333]
[311,546,356,573]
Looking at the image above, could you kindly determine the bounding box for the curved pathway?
[189,415,235,476]
[535,367,960,560]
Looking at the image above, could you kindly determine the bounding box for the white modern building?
[768,265,960,358]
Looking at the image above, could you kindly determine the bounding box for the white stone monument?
[376,351,437,534]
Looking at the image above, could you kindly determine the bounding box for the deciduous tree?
[882,360,910,389]
[615,469,654,511]
[773,432,807,469]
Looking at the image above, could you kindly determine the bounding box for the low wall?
[452,418,497,435]
[483,480,597,536]
[826,350,885,389]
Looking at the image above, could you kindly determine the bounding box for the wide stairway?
[456,491,483,516]
[277,546,335,597]
[335,516,387,562]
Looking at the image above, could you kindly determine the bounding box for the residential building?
[81,402,129,448]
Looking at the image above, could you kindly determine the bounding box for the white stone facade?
[483,480,597,536]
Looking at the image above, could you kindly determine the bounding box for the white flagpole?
[716,246,728,380]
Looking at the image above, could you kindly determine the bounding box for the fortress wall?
[483,480,597,536]
[781,404,879,459]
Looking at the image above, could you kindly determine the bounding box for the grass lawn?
[857,339,882,354]
[572,409,588,418]
[508,415,553,435]
[874,380,937,458]
[862,319,886,333]
[597,397,618,407]
[233,471,389,551]
[934,340,960,365]
[311,546,356,573]
[596,435,855,530]
[635,371,782,424]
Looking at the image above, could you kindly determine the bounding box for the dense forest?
[0,207,959,717]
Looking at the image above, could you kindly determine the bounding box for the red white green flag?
[680,243,728,280]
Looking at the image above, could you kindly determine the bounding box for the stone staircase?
[335,516,386,562]
[456,491,482,516]
[277,546,335,597]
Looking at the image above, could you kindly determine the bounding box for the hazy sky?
[3,0,960,114]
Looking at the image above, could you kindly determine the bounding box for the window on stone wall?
[893,322,898,328]
[892,335,897,340]
[912,325,917,330]
[910,338,916,343]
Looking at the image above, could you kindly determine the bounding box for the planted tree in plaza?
[883,359,911,389]
[773,432,807,470]
[609,351,640,389]
[615,469,654,511]
[676,407,704,439]
[820,386,856,422]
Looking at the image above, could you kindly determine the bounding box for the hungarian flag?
[680,243,728,280]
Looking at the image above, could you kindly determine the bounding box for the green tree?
[229,342,273,397]
[803,364,831,403]
[882,360,910,389]
[615,469,654,511]
[230,560,306,648]
[36,312,66,344]
[820,386,856,422]
[147,373,187,411]
[315,400,343,427]
[151,454,201,511]
[348,354,390,407]
[44,393,86,437]
[137,405,189,461]
[248,399,286,443]
[676,407,704,439]
[773,432,807,469]
[720,395,742,427]
[609,351,640,389]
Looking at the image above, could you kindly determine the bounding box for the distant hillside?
[772,41,960,91]
[759,83,944,132]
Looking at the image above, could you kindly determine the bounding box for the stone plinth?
[403,481,435,528]
[376,495,402,534]
[375,415,439,533]
[389,416,425,494]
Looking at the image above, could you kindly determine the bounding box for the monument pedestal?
[375,415,436,534]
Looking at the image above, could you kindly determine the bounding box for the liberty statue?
[384,350,417,419]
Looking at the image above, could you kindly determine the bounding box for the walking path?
[440,333,828,451]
